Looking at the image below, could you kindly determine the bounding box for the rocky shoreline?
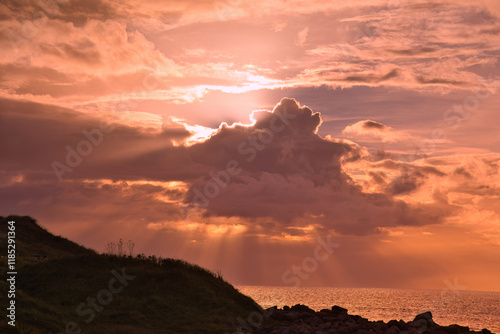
[253,304,494,334]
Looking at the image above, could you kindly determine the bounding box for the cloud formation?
[181,98,454,235]
[0,97,459,237]
[1,0,499,111]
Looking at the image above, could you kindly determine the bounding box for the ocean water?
[237,286,500,333]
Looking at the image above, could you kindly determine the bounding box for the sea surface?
[237,286,500,333]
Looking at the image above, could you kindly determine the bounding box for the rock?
[387,319,409,331]
[399,329,421,334]
[408,318,428,332]
[350,314,365,322]
[293,324,312,333]
[375,320,389,332]
[426,328,456,334]
[317,321,332,330]
[414,312,433,323]
[267,306,278,314]
[424,330,446,334]
[254,307,492,334]
[412,311,439,331]
[291,304,315,313]
[356,329,376,334]
[343,315,356,324]
[388,320,400,328]
[447,324,470,333]
[276,328,300,334]
[331,305,348,315]
[386,325,401,334]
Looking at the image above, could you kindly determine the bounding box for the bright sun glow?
[183,124,219,144]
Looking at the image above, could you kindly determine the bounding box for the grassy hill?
[0,216,261,333]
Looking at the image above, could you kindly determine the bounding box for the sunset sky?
[1,0,500,291]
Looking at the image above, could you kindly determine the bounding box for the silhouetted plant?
[214,269,223,280]
[127,239,135,256]
[117,238,123,256]
[105,241,116,255]
[106,239,135,257]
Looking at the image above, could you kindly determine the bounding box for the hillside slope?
[0,216,260,333]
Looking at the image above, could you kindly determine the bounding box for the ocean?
[237,286,500,333]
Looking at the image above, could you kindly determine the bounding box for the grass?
[0,216,261,334]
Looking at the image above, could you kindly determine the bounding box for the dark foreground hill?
[0,216,260,333]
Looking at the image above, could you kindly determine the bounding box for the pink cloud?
[342,119,410,143]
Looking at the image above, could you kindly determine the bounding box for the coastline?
[237,286,500,333]
[252,305,494,334]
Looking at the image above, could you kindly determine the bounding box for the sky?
[1,0,500,292]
